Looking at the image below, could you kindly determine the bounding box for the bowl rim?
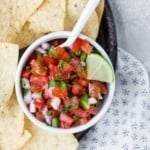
[15,31,115,134]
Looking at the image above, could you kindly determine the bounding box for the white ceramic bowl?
[15,31,115,134]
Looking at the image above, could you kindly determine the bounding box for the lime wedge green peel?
[86,54,115,83]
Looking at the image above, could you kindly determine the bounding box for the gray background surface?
[108,0,150,75]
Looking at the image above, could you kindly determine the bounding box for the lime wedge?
[86,54,114,83]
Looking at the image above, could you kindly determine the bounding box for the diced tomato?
[100,83,108,95]
[62,72,70,80]
[81,40,93,54]
[33,99,45,110]
[86,106,98,115]
[30,59,47,76]
[72,84,85,96]
[75,64,86,79]
[71,96,80,106]
[31,85,42,93]
[55,47,70,60]
[46,99,52,109]
[30,75,48,87]
[36,53,43,62]
[55,47,64,57]
[60,113,74,125]
[76,78,88,87]
[43,88,49,99]
[71,57,80,68]
[37,67,47,76]
[63,96,79,108]
[30,59,39,69]
[51,110,60,117]
[60,121,71,129]
[63,63,74,73]
[78,118,88,125]
[76,67,87,79]
[62,51,70,60]
[71,108,89,118]
[49,64,61,79]
[36,111,45,122]
[90,81,108,96]
[89,83,100,99]
[72,38,82,52]
[21,69,31,79]
[52,87,67,99]
[43,56,58,66]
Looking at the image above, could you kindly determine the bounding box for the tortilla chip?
[22,117,79,150]
[29,0,66,34]
[96,0,104,22]
[0,0,44,42]
[0,43,19,114]
[0,93,24,134]
[14,22,43,49]
[65,0,99,39]
[0,93,32,150]
[0,130,31,150]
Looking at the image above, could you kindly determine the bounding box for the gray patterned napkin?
[79,48,150,150]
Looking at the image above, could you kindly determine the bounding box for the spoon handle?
[61,0,100,48]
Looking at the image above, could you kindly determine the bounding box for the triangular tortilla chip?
[96,0,104,23]
[0,43,19,114]
[14,22,43,49]
[65,0,99,39]
[22,117,79,150]
[0,93,32,150]
[29,0,66,34]
[0,0,44,42]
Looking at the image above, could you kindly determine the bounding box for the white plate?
[80,48,150,150]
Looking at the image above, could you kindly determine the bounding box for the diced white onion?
[48,87,55,98]
[41,105,52,125]
[89,97,97,104]
[42,105,48,115]
[81,61,86,66]
[29,100,36,113]
[36,47,46,54]
[41,42,50,50]
[24,91,32,104]
[32,92,42,99]
[99,93,103,100]
[45,116,52,125]
[21,78,30,89]
[50,45,54,49]
[51,97,61,110]
[88,83,93,94]
[43,83,48,90]
[43,86,55,99]
[30,59,35,66]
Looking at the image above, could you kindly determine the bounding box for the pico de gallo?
[21,38,108,128]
